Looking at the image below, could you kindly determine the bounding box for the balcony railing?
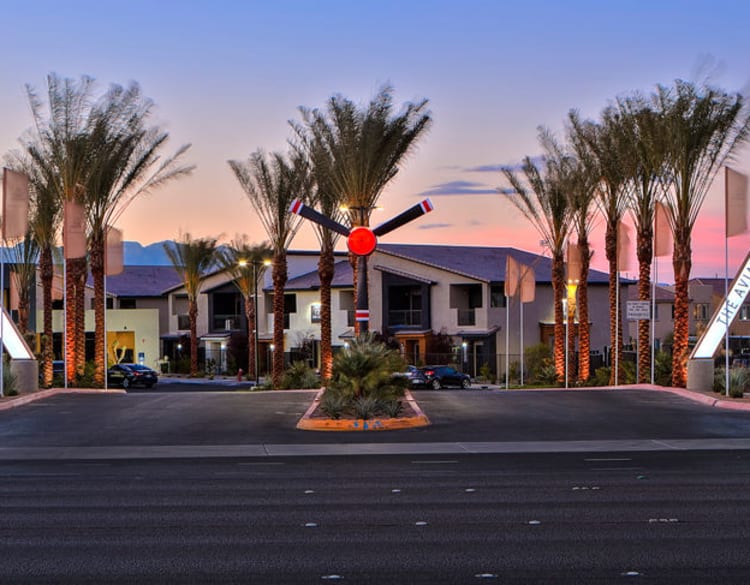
[457,309,476,326]
[387,309,422,327]
[213,315,241,331]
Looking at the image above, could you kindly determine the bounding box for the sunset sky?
[2,0,750,282]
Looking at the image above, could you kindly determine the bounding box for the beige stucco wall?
[44,308,160,369]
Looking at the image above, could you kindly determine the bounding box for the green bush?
[317,333,410,419]
[525,343,555,384]
[654,350,673,386]
[714,367,748,398]
[327,333,407,402]
[3,363,18,396]
[590,360,636,387]
[320,391,348,419]
[380,399,403,418]
[352,396,379,419]
[280,361,320,389]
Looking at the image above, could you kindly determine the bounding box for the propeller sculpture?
[289,198,434,333]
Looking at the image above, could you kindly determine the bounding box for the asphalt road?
[3,386,750,448]
[3,386,750,583]
[2,451,750,584]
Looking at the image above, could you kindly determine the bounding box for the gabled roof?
[377,243,613,284]
[90,266,182,297]
[628,284,675,302]
[282,260,354,291]
[690,277,729,298]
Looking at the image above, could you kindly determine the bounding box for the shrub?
[353,396,379,419]
[714,367,748,398]
[525,343,554,384]
[3,363,18,396]
[654,350,673,386]
[280,361,320,389]
[380,399,403,418]
[478,362,494,383]
[74,361,98,388]
[328,333,407,402]
[320,391,348,419]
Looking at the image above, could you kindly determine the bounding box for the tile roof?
[377,243,613,284]
[89,266,182,297]
[283,260,354,291]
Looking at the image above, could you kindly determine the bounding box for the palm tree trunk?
[90,234,106,387]
[318,248,335,381]
[672,235,692,387]
[40,246,54,388]
[189,299,199,376]
[567,293,577,384]
[17,295,29,335]
[64,258,82,384]
[577,238,591,382]
[636,229,653,384]
[604,220,624,385]
[552,251,565,382]
[75,257,87,378]
[272,251,288,388]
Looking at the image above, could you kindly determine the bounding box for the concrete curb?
[0,387,126,411]
[296,389,431,431]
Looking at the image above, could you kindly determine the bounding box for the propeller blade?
[289,199,350,237]
[372,199,434,237]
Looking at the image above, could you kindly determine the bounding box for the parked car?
[419,365,471,389]
[404,365,428,388]
[107,363,159,389]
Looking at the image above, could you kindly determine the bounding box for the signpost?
[626,300,651,321]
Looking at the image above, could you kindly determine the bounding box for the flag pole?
[725,166,731,397]
[520,295,524,386]
[505,294,509,389]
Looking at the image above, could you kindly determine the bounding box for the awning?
[372,265,436,285]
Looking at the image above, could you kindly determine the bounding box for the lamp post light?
[241,258,271,386]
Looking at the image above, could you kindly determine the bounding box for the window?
[671,304,675,320]
[91,298,116,309]
[740,305,750,321]
[119,298,136,309]
[490,285,506,308]
[693,303,709,321]
[310,303,321,323]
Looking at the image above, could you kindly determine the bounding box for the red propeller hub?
[347,226,377,256]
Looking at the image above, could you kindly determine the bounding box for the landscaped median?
[297,388,430,431]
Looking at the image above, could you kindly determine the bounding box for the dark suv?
[419,365,471,389]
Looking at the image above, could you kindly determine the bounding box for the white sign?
[692,250,750,359]
[626,300,651,320]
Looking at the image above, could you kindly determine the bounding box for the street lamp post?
[252,260,261,386]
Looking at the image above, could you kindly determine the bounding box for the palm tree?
[24,74,100,384]
[656,80,750,387]
[219,237,272,382]
[229,150,311,387]
[5,233,39,335]
[290,113,346,380]
[7,151,62,387]
[294,86,432,333]
[501,128,573,382]
[617,94,669,383]
[85,82,193,386]
[568,109,632,385]
[164,234,219,377]
[563,146,599,382]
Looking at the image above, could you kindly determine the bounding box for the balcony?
[457,309,476,326]
[388,309,422,327]
[213,315,241,331]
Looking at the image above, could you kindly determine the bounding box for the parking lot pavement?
[2,387,750,457]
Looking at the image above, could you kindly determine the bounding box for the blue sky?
[2,0,750,280]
